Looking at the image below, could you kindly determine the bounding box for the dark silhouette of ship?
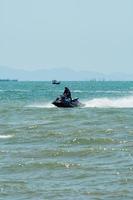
[52,80,61,84]
[0,79,18,82]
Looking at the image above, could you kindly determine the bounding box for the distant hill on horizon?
[0,66,133,81]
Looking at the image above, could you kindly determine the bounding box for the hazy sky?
[1,0,133,73]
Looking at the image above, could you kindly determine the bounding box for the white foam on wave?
[0,135,14,139]
[0,89,29,92]
[73,90,86,93]
[84,96,133,108]
[26,102,55,108]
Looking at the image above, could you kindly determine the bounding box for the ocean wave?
[93,90,133,94]
[26,96,133,109]
[0,89,29,92]
[0,135,14,139]
[73,90,86,93]
[84,96,133,108]
[26,102,54,108]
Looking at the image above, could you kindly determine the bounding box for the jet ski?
[52,95,81,108]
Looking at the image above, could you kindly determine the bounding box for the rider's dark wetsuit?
[63,87,72,100]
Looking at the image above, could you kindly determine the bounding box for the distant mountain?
[0,66,133,81]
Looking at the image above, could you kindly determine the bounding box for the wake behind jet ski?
[52,87,82,108]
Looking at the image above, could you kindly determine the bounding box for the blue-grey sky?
[1,0,133,73]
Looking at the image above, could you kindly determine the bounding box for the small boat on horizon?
[0,79,18,82]
[52,80,61,84]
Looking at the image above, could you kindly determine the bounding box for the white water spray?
[84,96,133,108]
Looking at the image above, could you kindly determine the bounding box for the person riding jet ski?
[52,87,82,107]
[63,87,72,101]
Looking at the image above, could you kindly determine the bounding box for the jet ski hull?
[52,98,81,108]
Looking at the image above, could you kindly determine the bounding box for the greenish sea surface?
[0,81,133,200]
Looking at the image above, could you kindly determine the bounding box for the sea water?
[0,81,133,200]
